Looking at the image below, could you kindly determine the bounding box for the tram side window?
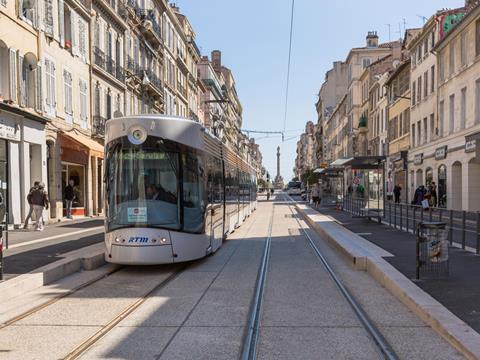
[182,152,206,233]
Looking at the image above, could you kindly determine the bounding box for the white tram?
[104,115,257,264]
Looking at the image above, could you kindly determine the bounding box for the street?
[0,195,464,359]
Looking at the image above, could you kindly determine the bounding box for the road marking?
[6,226,104,250]
[355,232,372,236]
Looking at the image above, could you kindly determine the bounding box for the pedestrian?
[64,179,75,219]
[30,182,49,231]
[430,182,437,207]
[311,184,320,208]
[24,181,40,228]
[393,184,402,204]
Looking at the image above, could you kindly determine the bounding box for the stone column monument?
[274,146,284,189]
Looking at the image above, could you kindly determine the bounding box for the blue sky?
[178,0,463,181]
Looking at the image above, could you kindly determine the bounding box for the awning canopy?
[343,156,386,169]
[330,158,354,167]
[60,130,104,158]
[313,168,324,174]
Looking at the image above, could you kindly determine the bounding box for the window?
[476,79,480,124]
[63,69,73,121]
[461,33,467,67]
[424,38,429,57]
[417,121,421,145]
[399,112,403,135]
[417,76,422,102]
[431,31,435,48]
[79,79,87,128]
[362,58,371,68]
[20,0,37,26]
[424,71,428,98]
[439,52,445,82]
[449,41,455,76]
[430,113,435,139]
[431,65,435,93]
[44,0,54,36]
[423,117,427,144]
[404,109,410,136]
[412,123,416,147]
[461,87,467,129]
[106,90,112,119]
[412,80,416,106]
[449,94,455,134]
[417,44,422,62]
[45,58,56,116]
[476,19,480,57]
[439,100,445,135]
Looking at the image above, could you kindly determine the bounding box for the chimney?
[366,31,379,48]
[211,50,222,72]
[170,3,180,13]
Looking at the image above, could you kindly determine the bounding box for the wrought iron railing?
[94,47,125,82]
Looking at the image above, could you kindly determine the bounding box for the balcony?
[93,47,125,83]
[177,84,187,100]
[92,115,106,137]
[138,68,164,99]
[137,9,162,46]
[99,0,128,28]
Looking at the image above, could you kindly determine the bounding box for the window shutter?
[58,0,65,47]
[79,18,86,62]
[9,48,17,102]
[79,79,87,123]
[18,54,27,107]
[71,9,78,56]
[44,0,54,36]
[94,20,100,49]
[35,62,42,112]
[45,59,51,107]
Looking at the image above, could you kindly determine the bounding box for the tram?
[104,115,257,264]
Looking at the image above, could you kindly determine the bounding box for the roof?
[434,5,479,51]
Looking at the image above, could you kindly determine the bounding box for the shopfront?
[59,130,104,217]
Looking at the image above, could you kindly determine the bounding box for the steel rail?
[285,195,399,360]
[0,265,124,330]
[240,195,276,360]
[64,265,187,360]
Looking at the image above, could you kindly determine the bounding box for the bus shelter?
[333,156,386,220]
[314,167,344,207]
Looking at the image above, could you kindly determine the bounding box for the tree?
[257,178,268,189]
[301,169,319,186]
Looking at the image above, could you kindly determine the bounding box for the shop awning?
[342,156,386,169]
[60,130,104,158]
[313,168,325,174]
[330,158,354,167]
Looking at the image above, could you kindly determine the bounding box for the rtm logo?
[128,237,149,243]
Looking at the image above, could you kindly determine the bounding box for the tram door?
[208,156,224,252]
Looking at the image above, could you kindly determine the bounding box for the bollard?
[399,204,403,230]
[429,207,433,222]
[394,203,397,229]
[439,208,443,222]
[421,205,424,224]
[389,202,392,225]
[449,210,454,245]
[462,211,466,250]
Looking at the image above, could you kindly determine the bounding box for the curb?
[0,244,106,304]
[295,204,480,360]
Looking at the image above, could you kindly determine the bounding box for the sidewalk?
[314,205,480,334]
[2,217,104,280]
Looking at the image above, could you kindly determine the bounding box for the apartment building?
[433,4,480,211]
[0,0,49,226]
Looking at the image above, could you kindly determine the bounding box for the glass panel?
[106,141,180,232]
[182,152,206,233]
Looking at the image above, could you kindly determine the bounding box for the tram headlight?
[161,237,167,243]
[114,238,120,243]
[127,126,147,145]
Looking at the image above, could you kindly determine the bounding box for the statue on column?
[274,146,284,189]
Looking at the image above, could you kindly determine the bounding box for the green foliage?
[257,178,268,188]
[301,169,319,186]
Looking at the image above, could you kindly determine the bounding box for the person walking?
[430,182,438,207]
[393,184,402,204]
[24,181,40,229]
[64,179,75,219]
[311,184,320,208]
[30,183,49,231]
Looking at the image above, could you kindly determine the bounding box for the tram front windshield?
[106,142,181,232]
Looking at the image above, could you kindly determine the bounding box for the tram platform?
[303,204,480,341]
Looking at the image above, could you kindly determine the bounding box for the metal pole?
[413,206,416,232]
[389,201,392,225]
[0,225,3,281]
[429,207,433,222]
[420,205,424,224]
[462,210,466,250]
[394,202,397,229]
[449,210,454,245]
[439,208,443,222]
[416,224,420,280]
[476,212,480,255]
[406,203,409,232]
[399,203,403,231]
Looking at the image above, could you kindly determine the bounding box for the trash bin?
[416,222,449,279]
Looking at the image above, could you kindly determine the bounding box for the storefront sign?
[465,140,476,153]
[435,146,448,160]
[0,118,20,142]
[414,153,423,165]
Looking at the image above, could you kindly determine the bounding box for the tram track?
[0,265,124,331]
[64,265,187,360]
[284,195,399,360]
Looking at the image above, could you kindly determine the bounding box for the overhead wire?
[282,0,296,139]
